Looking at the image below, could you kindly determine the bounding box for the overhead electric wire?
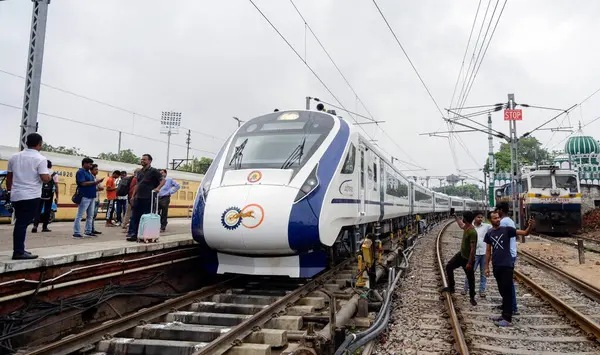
[250,0,426,172]
[0,69,225,142]
[454,0,493,114]
[449,0,482,111]
[289,0,376,122]
[459,0,507,109]
[372,0,445,118]
[457,0,500,111]
[0,102,216,156]
[288,3,428,171]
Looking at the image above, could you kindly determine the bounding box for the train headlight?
[294,165,319,203]
[201,176,213,200]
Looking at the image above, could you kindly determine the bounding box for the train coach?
[0,145,203,223]
[192,109,483,278]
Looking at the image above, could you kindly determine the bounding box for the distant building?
[555,134,600,185]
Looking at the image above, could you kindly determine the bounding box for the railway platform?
[0,218,194,272]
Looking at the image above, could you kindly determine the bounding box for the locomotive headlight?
[295,165,319,203]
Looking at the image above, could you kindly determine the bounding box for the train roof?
[0,145,204,182]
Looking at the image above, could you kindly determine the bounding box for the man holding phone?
[73,158,104,238]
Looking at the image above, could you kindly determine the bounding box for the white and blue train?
[192,110,484,277]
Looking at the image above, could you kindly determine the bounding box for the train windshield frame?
[223,111,335,172]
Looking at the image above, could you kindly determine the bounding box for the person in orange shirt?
[105,170,120,227]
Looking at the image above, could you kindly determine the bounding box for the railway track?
[531,233,600,254]
[17,234,411,355]
[437,222,600,355]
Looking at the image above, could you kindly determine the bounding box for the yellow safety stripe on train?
[526,193,582,198]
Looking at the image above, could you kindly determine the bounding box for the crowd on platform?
[5,133,181,260]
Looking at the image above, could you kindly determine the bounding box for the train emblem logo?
[221,204,265,230]
[247,170,262,183]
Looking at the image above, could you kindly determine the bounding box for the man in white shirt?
[6,133,51,260]
[455,211,492,298]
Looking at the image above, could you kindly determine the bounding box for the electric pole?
[508,94,519,224]
[186,129,191,163]
[19,0,50,150]
[487,112,495,209]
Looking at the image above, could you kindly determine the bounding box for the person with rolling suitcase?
[138,191,161,243]
[126,154,164,242]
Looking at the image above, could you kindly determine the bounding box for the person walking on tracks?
[32,160,59,233]
[485,212,534,327]
[157,169,180,232]
[455,211,492,298]
[126,154,164,241]
[73,158,104,239]
[6,133,51,260]
[441,210,478,306]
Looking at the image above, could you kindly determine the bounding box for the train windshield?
[531,175,552,189]
[225,111,335,171]
[555,175,578,190]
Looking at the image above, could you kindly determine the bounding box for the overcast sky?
[1,1,600,186]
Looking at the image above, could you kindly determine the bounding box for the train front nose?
[202,174,299,255]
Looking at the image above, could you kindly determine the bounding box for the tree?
[97,149,140,164]
[484,137,550,173]
[180,157,213,174]
[433,183,483,200]
[42,143,82,156]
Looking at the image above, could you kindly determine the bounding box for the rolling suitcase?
[137,191,160,243]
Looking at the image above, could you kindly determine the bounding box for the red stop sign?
[504,109,522,121]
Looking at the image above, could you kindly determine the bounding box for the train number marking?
[221,204,265,230]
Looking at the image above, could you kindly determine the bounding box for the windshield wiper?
[229,138,248,170]
[281,138,306,169]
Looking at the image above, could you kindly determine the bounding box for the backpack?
[117,176,132,196]
[41,172,57,200]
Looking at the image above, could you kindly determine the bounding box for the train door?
[359,144,366,216]
[380,160,385,220]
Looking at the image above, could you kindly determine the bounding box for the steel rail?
[192,258,354,355]
[519,249,600,303]
[23,278,238,355]
[532,233,600,254]
[513,269,600,341]
[436,220,470,355]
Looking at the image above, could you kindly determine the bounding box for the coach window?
[341,144,356,174]
[360,150,365,188]
[373,162,378,190]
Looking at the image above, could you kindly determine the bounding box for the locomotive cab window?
[341,144,356,174]
[223,111,334,173]
[531,176,552,189]
[555,175,577,190]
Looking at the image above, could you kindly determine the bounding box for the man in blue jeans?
[6,133,51,260]
[73,157,104,238]
[456,211,492,298]
[496,202,520,315]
